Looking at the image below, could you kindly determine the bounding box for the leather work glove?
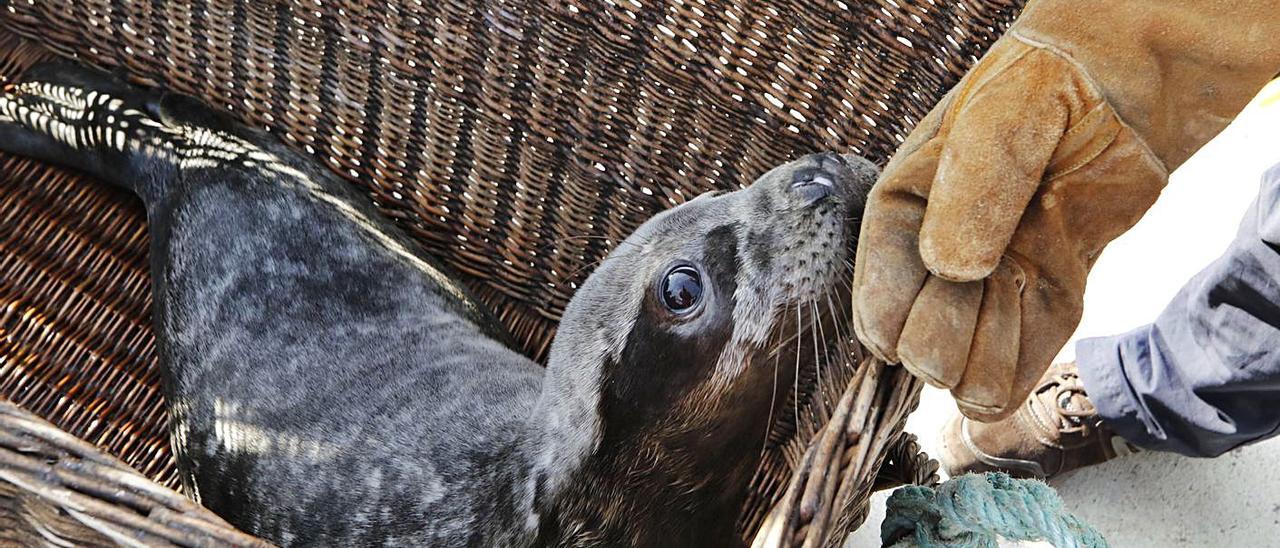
[852,0,1280,421]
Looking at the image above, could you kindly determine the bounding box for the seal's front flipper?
[0,62,177,202]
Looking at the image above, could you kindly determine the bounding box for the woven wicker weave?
[0,0,1022,544]
[0,400,269,547]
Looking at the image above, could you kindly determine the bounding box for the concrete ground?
[847,80,1280,546]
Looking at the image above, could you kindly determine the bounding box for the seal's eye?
[661,266,703,313]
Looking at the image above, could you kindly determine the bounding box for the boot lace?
[1041,370,1097,434]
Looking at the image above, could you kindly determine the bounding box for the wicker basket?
[0,1,1023,545]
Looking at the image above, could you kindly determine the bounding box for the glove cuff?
[1011,0,1280,168]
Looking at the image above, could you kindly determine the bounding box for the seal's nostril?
[790,166,835,205]
[792,167,815,185]
[792,166,827,186]
[791,167,835,188]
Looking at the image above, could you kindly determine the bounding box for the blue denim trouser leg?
[1076,163,1280,458]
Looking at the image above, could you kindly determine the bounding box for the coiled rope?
[882,472,1108,547]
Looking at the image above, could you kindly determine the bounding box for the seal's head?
[532,153,878,546]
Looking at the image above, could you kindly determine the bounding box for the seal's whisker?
[560,252,628,284]
[834,268,855,303]
[809,299,823,397]
[814,297,834,412]
[761,328,784,457]
[825,296,839,356]
[827,287,842,332]
[766,334,802,358]
[794,305,804,429]
[824,291,847,337]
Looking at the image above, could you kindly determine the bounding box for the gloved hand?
[852,0,1280,421]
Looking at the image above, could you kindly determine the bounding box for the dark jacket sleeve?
[1075,163,1280,457]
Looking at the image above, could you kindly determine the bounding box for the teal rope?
[882,472,1108,548]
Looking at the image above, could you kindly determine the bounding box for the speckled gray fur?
[0,64,879,547]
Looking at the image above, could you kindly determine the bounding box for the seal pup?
[0,64,877,546]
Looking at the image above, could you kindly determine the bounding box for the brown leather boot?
[939,361,1139,480]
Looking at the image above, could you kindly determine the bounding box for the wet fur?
[0,64,878,546]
